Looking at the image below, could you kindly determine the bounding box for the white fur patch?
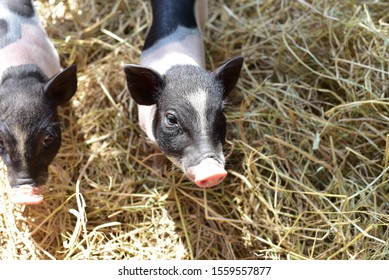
[187,88,208,135]
[138,104,157,143]
[140,26,205,74]
[14,126,27,169]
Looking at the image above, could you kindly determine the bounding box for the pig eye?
[43,134,56,147]
[165,113,178,127]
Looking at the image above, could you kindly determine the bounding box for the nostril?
[198,179,208,186]
[208,154,217,160]
[197,175,226,188]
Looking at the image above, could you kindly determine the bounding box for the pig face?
[0,65,77,204]
[124,56,243,187]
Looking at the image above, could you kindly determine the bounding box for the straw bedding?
[0,0,388,260]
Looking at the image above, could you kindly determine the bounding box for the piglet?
[0,0,77,204]
[123,0,243,188]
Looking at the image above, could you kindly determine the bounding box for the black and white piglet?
[124,0,243,187]
[0,0,77,204]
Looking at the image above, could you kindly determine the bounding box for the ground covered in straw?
[1,0,389,260]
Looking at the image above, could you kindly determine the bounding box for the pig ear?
[212,56,244,98]
[123,64,163,106]
[44,65,78,105]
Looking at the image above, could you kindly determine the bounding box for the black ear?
[212,56,244,98]
[123,64,163,106]
[44,65,78,105]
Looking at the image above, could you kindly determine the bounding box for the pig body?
[0,0,77,204]
[124,0,243,188]
[0,0,60,79]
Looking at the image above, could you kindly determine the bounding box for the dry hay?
[1,0,389,260]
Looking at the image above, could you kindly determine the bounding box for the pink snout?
[187,158,227,188]
[10,185,44,205]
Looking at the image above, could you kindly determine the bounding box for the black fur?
[123,65,163,106]
[0,19,8,37]
[0,65,77,188]
[124,57,243,171]
[153,65,226,168]
[123,0,244,177]
[1,0,35,18]
[143,0,197,50]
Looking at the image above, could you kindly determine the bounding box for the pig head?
[0,65,77,204]
[0,0,78,204]
[124,56,243,187]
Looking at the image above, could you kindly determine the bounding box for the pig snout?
[186,157,227,188]
[10,184,44,205]
[9,174,45,205]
